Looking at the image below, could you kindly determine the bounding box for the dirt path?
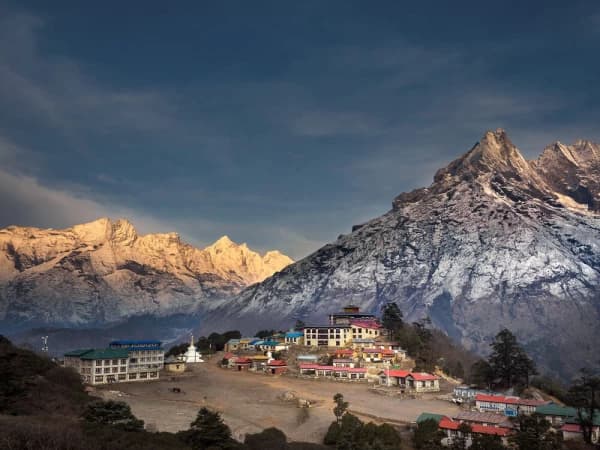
[96,356,459,443]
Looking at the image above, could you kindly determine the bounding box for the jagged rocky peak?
[434,129,532,182]
[110,218,137,245]
[208,235,237,251]
[534,139,600,212]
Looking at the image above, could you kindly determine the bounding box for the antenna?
[41,336,48,353]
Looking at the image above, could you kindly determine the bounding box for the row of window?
[94,359,128,366]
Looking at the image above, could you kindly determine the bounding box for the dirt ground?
[96,355,459,444]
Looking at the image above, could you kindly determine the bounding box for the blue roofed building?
[285,331,304,345]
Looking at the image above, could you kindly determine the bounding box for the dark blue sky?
[1,0,599,259]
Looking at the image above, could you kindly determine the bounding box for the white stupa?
[181,334,204,363]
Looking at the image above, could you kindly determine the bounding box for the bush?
[83,400,145,432]
[244,427,287,450]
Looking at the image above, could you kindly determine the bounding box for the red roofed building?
[334,348,355,358]
[406,372,440,392]
[267,359,288,375]
[439,417,513,446]
[378,370,440,392]
[475,394,548,416]
[298,363,367,381]
[351,320,382,340]
[232,357,252,371]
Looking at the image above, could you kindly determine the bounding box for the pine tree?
[184,407,233,449]
[380,303,403,339]
[510,413,562,450]
[333,393,349,424]
[488,328,536,388]
[568,368,600,445]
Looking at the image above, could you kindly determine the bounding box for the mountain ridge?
[0,218,292,329]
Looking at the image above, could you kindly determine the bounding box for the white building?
[64,339,164,385]
[180,335,204,363]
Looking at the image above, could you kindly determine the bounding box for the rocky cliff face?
[0,218,292,328]
[210,130,600,378]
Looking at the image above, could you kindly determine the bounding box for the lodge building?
[64,339,164,385]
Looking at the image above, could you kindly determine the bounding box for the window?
[149,371,157,378]
[120,359,127,364]
[104,368,111,374]
[95,368,102,374]
[120,366,126,372]
[118,374,126,381]
[96,360,102,365]
[95,376,104,383]
[139,372,148,379]
[112,359,118,365]
[112,367,118,373]
[128,373,137,380]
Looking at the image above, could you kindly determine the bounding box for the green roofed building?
[536,403,578,426]
[64,341,164,386]
[416,412,446,425]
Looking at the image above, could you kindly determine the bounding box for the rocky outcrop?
[0,219,292,328]
[208,130,600,379]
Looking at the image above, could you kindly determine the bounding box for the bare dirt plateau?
[96,356,459,443]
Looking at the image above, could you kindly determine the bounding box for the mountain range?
[2,129,599,379]
[0,218,292,330]
[205,129,600,379]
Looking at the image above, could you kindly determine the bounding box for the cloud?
[0,10,177,150]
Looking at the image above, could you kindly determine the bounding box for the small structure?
[535,403,578,427]
[267,359,288,375]
[406,373,440,393]
[298,363,367,381]
[454,411,513,428]
[297,354,319,364]
[328,305,377,325]
[333,348,355,359]
[249,354,269,370]
[362,347,395,362]
[164,356,186,373]
[475,394,548,416]
[452,385,492,403]
[332,359,355,368]
[285,331,304,345]
[181,335,204,363]
[224,339,240,352]
[379,369,411,387]
[416,412,446,425]
[233,357,252,371]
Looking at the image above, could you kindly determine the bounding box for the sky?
[0,1,599,260]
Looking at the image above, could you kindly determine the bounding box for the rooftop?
[285,331,303,338]
[416,412,446,424]
[454,411,513,425]
[109,339,162,347]
[439,418,513,437]
[536,403,578,418]
[408,372,440,381]
[64,348,94,357]
[80,348,130,360]
[475,394,547,407]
